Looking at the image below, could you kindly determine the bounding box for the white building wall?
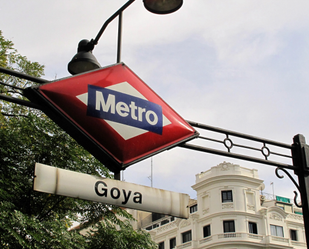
[129,162,306,249]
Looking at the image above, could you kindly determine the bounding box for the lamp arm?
[89,0,135,50]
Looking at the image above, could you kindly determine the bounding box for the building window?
[203,225,211,237]
[182,230,192,243]
[223,220,235,233]
[169,237,176,249]
[161,219,169,226]
[222,190,233,203]
[270,225,284,237]
[158,241,164,249]
[249,222,258,234]
[276,202,293,213]
[290,229,298,241]
[190,204,197,213]
[152,213,165,222]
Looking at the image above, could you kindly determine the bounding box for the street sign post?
[24,63,198,173]
[34,163,190,218]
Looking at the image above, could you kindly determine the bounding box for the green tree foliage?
[0,30,156,249]
[85,220,156,249]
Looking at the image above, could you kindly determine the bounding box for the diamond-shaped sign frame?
[24,63,198,172]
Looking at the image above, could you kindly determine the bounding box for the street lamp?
[67,39,101,75]
[143,0,183,14]
[68,0,183,75]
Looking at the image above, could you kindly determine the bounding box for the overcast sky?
[1,0,309,201]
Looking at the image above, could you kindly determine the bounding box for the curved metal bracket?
[292,191,302,208]
[275,167,302,208]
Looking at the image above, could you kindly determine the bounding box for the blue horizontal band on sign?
[87,85,163,135]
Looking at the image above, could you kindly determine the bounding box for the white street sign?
[34,163,189,218]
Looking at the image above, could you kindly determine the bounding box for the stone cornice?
[192,175,263,191]
[197,210,263,223]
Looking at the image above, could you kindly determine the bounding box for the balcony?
[176,241,191,249]
[265,235,289,244]
[144,216,176,232]
[199,232,264,245]
[218,232,242,239]
[199,233,306,248]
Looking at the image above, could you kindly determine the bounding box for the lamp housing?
[68,39,101,75]
[143,0,183,14]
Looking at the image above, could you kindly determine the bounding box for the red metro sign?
[24,63,198,172]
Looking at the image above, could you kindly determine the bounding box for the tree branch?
[37,196,66,222]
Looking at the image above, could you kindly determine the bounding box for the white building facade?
[129,162,307,249]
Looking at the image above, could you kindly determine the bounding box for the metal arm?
[0,67,48,84]
[85,0,135,63]
[92,0,135,47]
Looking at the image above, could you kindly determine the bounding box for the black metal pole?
[292,134,309,246]
[0,94,42,109]
[0,67,49,84]
[117,11,123,63]
[114,171,121,180]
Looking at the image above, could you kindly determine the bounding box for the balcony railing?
[291,240,307,247]
[154,232,307,249]
[248,233,263,240]
[144,216,176,231]
[269,235,289,243]
[218,232,242,239]
[200,232,264,245]
[199,236,213,244]
[176,241,191,249]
